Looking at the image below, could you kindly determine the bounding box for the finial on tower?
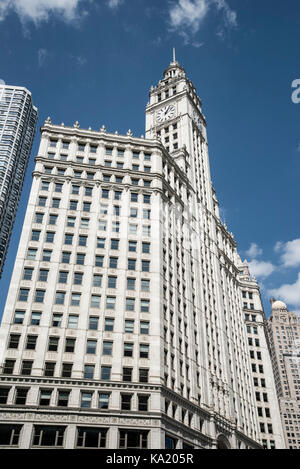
[172,47,176,63]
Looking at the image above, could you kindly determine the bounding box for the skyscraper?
[0,57,278,449]
[0,85,37,277]
[266,300,300,449]
[239,262,285,449]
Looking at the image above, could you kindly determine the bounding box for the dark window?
[26,335,37,350]
[123,368,132,382]
[57,391,70,407]
[119,430,148,449]
[139,369,149,383]
[121,394,132,410]
[44,362,55,377]
[8,334,20,349]
[15,388,28,405]
[77,427,107,448]
[138,395,149,412]
[32,426,66,447]
[61,363,72,378]
[3,360,15,375]
[0,425,22,446]
[0,388,10,404]
[21,361,33,376]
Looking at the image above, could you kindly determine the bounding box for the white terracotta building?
[0,57,282,449]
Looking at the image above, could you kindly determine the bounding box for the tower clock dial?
[156,105,175,123]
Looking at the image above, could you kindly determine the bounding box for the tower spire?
[172,47,176,64]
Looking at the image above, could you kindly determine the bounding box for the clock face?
[156,105,175,123]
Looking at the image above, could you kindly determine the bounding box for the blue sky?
[0,0,300,319]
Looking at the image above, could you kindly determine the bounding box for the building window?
[18,289,29,302]
[32,426,66,447]
[121,394,132,410]
[14,311,25,324]
[142,260,150,272]
[0,388,10,404]
[101,367,111,381]
[125,320,134,334]
[26,335,37,350]
[141,300,150,313]
[104,318,114,332]
[128,259,136,271]
[127,278,136,291]
[65,338,76,353]
[106,296,116,310]
[39,390,52,406]
[34,290,45,303]
[48,337,59,352]
[129,241,137,252]
[108,276,117,289]
[95,255,104,267]
[71,293,81,306]
[31,312,41,325]
[141,279,150,292]
[55,292,65,305]
[44,362,55,377]
[98,394,110,410]
[57,391,70,407]
[8,334,20,349]
[0,425,22,447]
[89,317,99,331]
[68,315,78,329]
[61,363,72,378]
[124,343,133,357]
[139,369,149,383]
[3,360,15,375]
[31,230,41,242]
[111,239,119,250]
[15,388,28,406]
[21,360,33,376]
[76,253,85,265]
[119,430,148,449]
[140,344,149,358]
[140,321,149,335]
[76,428,107,449]
[86,340,97,354]
[123,368,132,382]
[84,365,95,380]
[103,341,113,356]
[138,395,149,412]
[93,274,102,287]
[52,314,62,328]
[39,269,49,282]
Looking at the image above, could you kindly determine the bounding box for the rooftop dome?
[272,300,288,311]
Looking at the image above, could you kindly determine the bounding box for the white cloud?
[269,273,300,308]
[107,0,123,9]
[0,0,89,24]
[246,243,263,259]
[248,259,276,279]
[168,0,237,38]
[38,48,48,67]
[276,238,300,268]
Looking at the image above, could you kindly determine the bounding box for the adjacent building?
[0,57,279,449]
[266,300,300,449]
[0,85,37,277]
[238,262,285,449]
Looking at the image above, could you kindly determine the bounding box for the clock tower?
[145,53,213,213]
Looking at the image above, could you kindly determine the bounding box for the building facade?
[0,58,271,449]
[0,85,37,277]
[266,300,300,449]
[238,262,285,449]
